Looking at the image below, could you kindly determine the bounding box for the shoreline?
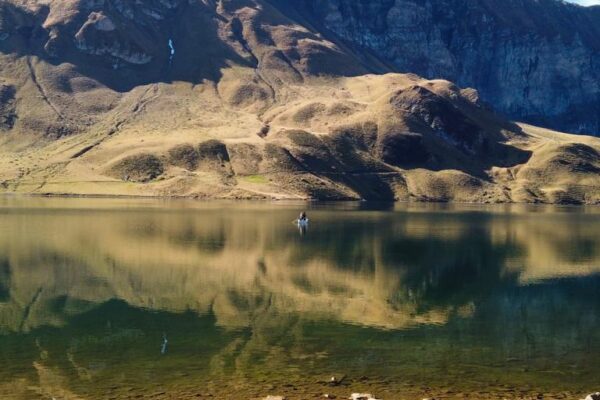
[1,191,600,207]
[30,379,590,400]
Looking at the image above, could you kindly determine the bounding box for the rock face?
[0,0,599,203]
[0,82,16,130]
[285,0,600,135]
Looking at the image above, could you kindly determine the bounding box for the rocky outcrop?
[286,0,600,135]
[0,82,16,130]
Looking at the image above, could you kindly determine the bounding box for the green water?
[0,198,598,399]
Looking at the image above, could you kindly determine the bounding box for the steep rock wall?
[287,0,600,135]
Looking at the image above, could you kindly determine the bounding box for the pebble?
[329,375,346,386]
[350,394,380,400]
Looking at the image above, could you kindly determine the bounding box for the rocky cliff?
[287,0,600,135]
[0,0,599,204]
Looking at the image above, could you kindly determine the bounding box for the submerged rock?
[585,393,600,400]
[350,394,380,400]
[329,375,346,386]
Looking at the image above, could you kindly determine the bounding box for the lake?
[0,198,598,400]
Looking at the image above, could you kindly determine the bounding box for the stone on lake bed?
[350,394,380,400]
[585,393,600,400]
[329,375,346,386]
[263,396,286,400]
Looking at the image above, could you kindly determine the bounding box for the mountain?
[287,0,600,135]
[0,0,599,204]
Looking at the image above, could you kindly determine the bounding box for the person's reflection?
[161,333,168,355]
[295,211,309,236]
[297,222,308,236]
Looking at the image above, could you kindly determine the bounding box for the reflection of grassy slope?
[1,202,600,333]
[0,199,599,398]
[201,278,600,394]
[0,279,598,398]
[0,300,238,399]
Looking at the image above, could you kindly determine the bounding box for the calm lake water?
[0,198,598,400]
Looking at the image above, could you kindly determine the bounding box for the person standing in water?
[297,211,308,236]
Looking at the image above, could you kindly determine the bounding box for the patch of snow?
[168,38,175,66]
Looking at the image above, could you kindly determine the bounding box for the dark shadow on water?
[0,258,10,302]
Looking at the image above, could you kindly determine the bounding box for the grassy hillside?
[0,0,599,203]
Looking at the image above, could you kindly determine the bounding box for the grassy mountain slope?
[0,0,599,203]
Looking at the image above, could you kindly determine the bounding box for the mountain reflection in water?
[0,198,598,399]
